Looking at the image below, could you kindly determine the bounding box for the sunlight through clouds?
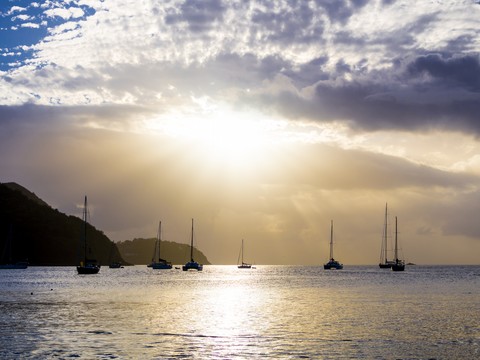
[2,0,480,264]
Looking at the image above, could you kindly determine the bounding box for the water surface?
[1,265,479,359]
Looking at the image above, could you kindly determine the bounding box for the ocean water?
[0,265,479,359]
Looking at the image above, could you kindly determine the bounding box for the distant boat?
[77,196,100,275]
[182,219,203,271]
[150,221,172,270]
[108,242,123,268]
[323,220,343,270]
[391,216,405,272]
[0,225,28,269]
[379,203,396,269]
[237,239,252,269]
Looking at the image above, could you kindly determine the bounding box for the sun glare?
[143,102,354,177]
[147,105,289,169]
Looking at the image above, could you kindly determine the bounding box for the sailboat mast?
[384,203,388,262]
[157,221,162,261]
[330,220,334,260]
[394,216,398,261]
[190,218,194,262]
[241,239,244,264]
[83,196,87,262]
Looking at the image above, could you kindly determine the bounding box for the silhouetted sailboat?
[182,219,203,271]
[391,216,405,272]
[151,221,172,270]
[237,239,252,269]
[108,242,123,268]
[77,196,100,275]
[324,220,343,270]
[379,203,395,269]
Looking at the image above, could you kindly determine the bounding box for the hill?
[116,237,210,265]
[0,182,126,266]
[0,182,210,266]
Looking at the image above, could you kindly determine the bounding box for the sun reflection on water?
[1,266,478,359]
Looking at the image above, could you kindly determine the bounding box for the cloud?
[165,0,226,32]
[13,14,32,21]
[20,22,40,29]
[407,53,480,91]
[44,7,85,20]
[248,51,480,134]
[1,1,480,264]
[6,6,27,15]
[1,104,479,264]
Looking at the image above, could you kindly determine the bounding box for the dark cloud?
[164,0,226,32]
[249,52,480,135]
[0,103,150,137]
[407,53,480,91]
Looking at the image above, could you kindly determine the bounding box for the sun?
[147,103,288,171]
[143,99,350,179]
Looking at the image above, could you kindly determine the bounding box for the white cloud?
[7,6,27,15]
[44,7,84,20]
[13,14,32,21]
[20,22,40,29]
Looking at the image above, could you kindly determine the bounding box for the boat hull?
[182,261,203,271]
[238,264,252,269]
[324,260,343,270]
[0,262,28,269]
[77,265,100,274]
[152,262,172,270]
[392,263,405,272]
[379,261,395,269]
[238,262,252,269]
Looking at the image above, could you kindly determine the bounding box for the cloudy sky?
[1,0,480,265]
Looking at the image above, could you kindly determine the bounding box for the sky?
[1,0,480,265]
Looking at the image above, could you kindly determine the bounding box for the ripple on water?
[0,265,479,359]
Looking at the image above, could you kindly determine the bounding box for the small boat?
[150,221,172,270]
[77,196,100,275]
[324,220,343,270]
[379,203,395,269]
[182,219,203,271]
[108,243,123,268]
[237,239,252,269]
[391,216,405,272]
[0,261,28,270]
[0,225,28,269]
[109,262,123,269]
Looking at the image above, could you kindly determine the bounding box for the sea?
[0,265,478,359]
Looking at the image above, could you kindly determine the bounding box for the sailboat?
[379,203,396,269]
[0,225,28,269]
[108,242,123,268]
[323,220,343,270]
[77,196,100,274]
[151,221,172,269]
[391,216,405,272]
[182,218,203,271]
[237,239,252,269]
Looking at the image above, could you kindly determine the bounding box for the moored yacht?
[324,220,343,270]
